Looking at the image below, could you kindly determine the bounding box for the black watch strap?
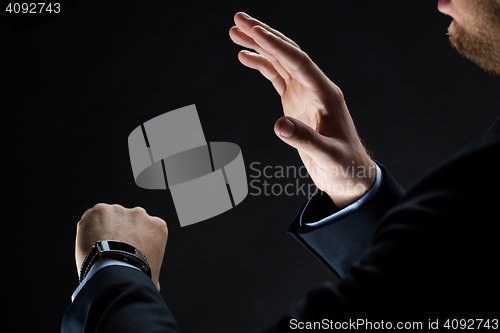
[79,240,151,283]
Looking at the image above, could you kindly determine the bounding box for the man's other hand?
[75,204,168,291]
[229,12,376,209]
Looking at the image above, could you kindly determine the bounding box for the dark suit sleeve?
[288,162,405,279]
[61,265,180,333]
[260,128,500,331]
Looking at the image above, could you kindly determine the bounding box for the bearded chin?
[448,20,500,75]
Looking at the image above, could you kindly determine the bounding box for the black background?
[2,0,500,332]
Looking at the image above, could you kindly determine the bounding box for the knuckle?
[132,206,147,215]
[301,50,311,61]
[332,84,344,99]
[82,203,108,221]
[89,203,112,214]
[301,50,314,65]
[111,204,126,212]
[152,217,168,236]
[92,203,108,212]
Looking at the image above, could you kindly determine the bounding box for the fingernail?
[241,12,251,18]
[280,119,295,138]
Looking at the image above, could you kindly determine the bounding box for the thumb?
[274,116,332,161]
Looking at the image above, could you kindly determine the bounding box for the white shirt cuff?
[71,259,141,302]
[303,162,383,228]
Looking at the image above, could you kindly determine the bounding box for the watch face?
[109,241,135,252]
[98,241,149,265]
[97,240,133,253]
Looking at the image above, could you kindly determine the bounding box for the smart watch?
[79,240,151,283]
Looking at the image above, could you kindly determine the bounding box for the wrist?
[87,257,114,271]
[79,240,152,283]
[324,160,377,209]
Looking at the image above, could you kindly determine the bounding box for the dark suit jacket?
[62,117,500,332]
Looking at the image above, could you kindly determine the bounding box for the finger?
[230,26,291,82]
[274,116,335,164]
[251,25,327,89]
[238,50,286,96]
[232,12,299,82]
[234,12,300,49]
[229,26,261,52]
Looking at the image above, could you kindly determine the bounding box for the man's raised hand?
[229,12,376,208]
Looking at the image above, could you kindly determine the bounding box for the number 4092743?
[5,3,61,14]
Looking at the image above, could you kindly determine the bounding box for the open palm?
[230,12,376,208]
